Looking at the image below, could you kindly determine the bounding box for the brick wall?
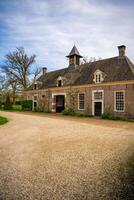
[24,83,134,118]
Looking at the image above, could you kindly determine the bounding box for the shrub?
[101,112,110,119]
[62,108,90,117]
[12,104,22,111]
[4,94,12,110]
[21,100,32,111]
[109,115,121,120]
[15,101,21,105]
[101,112,122,121]
[62,108,75,116]
[0,103,4,110]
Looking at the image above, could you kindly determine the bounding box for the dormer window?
[95,73,101,83]
[93,70,105,83]
[57,76,65,87]
[33,81,42,90]
[58,80,62,87]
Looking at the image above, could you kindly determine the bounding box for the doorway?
[94,102,102,116]
[56,95,65,112]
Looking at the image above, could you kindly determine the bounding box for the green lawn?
[0,116,8,125]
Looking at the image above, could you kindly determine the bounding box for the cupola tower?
[66,45,83,68]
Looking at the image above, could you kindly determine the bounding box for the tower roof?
[66,45,83,58]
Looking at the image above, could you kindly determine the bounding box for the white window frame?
[114,90,125,112]
[57,76,64,87]
[78,93,85,110]
[32,94,38,110]
[52,93,66,112]
[93,70,105,84]
[92,90,104,116]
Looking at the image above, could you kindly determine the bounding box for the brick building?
[24,45,134,118]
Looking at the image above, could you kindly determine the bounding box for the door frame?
[56,95,65,112]
[92,90,104,116]
[32,94,38,111]
[94,102,102,116]
[52,93,66,112]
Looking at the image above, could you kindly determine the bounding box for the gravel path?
[0,111,134,200]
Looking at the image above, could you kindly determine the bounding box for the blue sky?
[0,0,134,71]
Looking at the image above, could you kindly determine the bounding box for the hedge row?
[0,100,33,111]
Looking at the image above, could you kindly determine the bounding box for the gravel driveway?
[0,111,134,200]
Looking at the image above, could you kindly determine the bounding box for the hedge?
[21,100,32,111]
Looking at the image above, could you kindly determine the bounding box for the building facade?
[24,45,134,118]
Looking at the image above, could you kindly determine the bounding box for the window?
[94,70,105,83]
[70,57,74,64]
[78,93,85,110]
[58,80,62,87]
[95,73,101,83]
[115,91,125,112]
[94,92,103,100]
[34,102,37,108]
[33,95,38,101]
[57,76,65,87]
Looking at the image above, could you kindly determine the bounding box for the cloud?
[0,0,134,71]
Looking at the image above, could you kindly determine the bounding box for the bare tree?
[0,75,7,103]
[31,65,42,83]
[0,75,5,92]
[2,47,36,90]
[81,56,102,64]
[6,73,20,104]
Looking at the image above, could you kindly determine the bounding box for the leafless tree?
[0,75,5,92]
[31,65,42,83]
[6,73,20,104]
[2,47,36,90]
[81,56,102,64]
[0,75,7,103]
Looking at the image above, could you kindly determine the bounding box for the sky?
[0,0,134,71]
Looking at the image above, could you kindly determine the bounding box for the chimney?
[42,67,47,75]
[118,45,126,57]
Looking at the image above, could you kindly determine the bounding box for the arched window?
[58,80,62,87]
[94,70,105,83]
[57,76,64,87]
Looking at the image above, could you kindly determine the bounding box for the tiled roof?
[66,45,83,58]
[27,56,134,90]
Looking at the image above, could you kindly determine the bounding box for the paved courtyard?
[0,111,134,200]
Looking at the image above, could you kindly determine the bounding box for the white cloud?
[0,0,134,71]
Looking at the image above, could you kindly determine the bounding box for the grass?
[0,116,8,125]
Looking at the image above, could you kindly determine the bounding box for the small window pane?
[95,73,101,83]
[34,95,37,100]
[79,94,85,110]
[115,92,124,111]
[94,92,102,100]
